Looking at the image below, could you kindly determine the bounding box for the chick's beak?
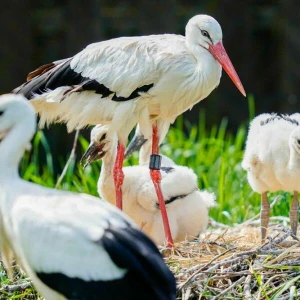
[125,134,148,158]
[80,142,105,168]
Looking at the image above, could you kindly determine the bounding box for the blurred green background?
[1,0,299,171]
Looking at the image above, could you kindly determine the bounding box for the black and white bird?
[81,125,215,245]
[14,14,245,246]
[0,94,176,300]
[242,113,300,241]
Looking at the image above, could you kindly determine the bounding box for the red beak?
[209,42,246,97]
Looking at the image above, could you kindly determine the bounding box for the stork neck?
[139,140,152,166]
[0,119,34,180]
[186,41,213,64]
[100,137,118,180]
[186,41,222,98]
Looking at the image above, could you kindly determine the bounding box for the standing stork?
[0,94,176,300]
[13,14,245,246]
[242,113,300,241]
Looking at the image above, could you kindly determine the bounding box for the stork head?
[186,15,246,97]
[289,127,300,155]
[81,125,113,168]
[0,94,36,143]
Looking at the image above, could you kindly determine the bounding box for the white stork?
[0,94,176,300]
[13,14,245,246]
[242,113,300,241]
[81,125,215,245]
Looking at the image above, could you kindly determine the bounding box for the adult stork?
[13,14,245,246]
[242,113,300,241]
[81,125,215,245]
[0,94,176,300]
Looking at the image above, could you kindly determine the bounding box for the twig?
[259,249,288,255]
[55,130,80,189]
[264,244,298,266]
[243,216,290,226]
[1,282,31,292]
[200,240,233,250]
[177,248,234,291]
[261,229,292,251]
[193,256,249,281]
[282,228,300,242]
[209,218,231,229]
[244,275,252,300]
[211,276,246,300]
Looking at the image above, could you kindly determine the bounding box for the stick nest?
[162,218,300,300]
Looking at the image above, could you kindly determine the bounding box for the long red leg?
[113,142,125,210]
[150,123,174,247]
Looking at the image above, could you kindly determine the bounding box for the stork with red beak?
[14,14,245,247]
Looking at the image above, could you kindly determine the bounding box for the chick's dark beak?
[125,134,148,158]
[80,142,106,168]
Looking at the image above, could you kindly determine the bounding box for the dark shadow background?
[1,0,299,170]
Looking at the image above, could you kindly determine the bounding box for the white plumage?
[14,14,244,143]
[14,14,244,246]
[0,94,176,300]
[81,125,215,245]
[242,113,300,240]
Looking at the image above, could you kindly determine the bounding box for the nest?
[162,217,300,300]
[1,216,299,299]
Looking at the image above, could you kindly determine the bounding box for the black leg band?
[149,154,162,170]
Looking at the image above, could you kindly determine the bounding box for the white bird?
[0,94,176,300]
[81,125,215,245]
[242,113,300,240]
[14,14,245,246]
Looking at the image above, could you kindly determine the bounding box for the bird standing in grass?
[0,94,176,300]
[81,125,215,245]
[14,14,245,246]
[242,113,300,241]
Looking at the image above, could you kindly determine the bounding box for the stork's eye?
[201,30,210,38]
[100,133,106,142]
[0,111,4,116]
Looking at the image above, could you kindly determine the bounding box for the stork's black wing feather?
[36,224,176,300]
[13,58,153,102]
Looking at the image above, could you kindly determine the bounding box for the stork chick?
[0,94,176,300]
[81,125,215,245]
[242,113,300,241]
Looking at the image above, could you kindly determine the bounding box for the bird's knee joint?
[113,168,124,185]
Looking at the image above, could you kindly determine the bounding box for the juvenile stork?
[242,113,300,241]
[0,94,176,300]
[81,125,215,245]
[14,14,245,246]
